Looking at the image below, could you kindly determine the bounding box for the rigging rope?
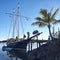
[7,18,13,39]
[20,18,25,35]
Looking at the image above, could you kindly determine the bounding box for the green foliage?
[32,8,60,39]
[32,8,60,27]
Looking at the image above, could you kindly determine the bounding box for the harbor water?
[0,42,38,60]
[0,43,21,60]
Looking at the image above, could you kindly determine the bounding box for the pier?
[27,39,48,51]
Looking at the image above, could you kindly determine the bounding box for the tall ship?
[2,1,45,60]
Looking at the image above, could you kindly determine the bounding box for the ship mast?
[17,2,20,39]
[6,9,16,39]
[7,1,24,39]
[17,2,20,38]
[12,10,16,38]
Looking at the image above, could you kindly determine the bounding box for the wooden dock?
[27,39,48,51]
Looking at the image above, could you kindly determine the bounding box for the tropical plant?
[32,8,60,39]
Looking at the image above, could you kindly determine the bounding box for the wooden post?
[27,32,30,51]
[39,42,40,47]
[28,43,30,51]
[36,36,38,48]
[31,42,32,51]
[27,32,30,39]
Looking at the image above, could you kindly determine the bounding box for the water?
[0,43,21,60]
[0,42,38,60]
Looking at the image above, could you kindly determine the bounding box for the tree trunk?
[48,24,53,40]
[48,13,53,40]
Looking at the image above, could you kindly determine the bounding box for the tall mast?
[12,10,16,38]
[17,2,20,38]
[6,9,16,38]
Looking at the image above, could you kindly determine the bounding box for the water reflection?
[4,44,36,60]
[1,42,39,60]
[0,43,21,60]
[7,50,27,60]
[0,43,11,60]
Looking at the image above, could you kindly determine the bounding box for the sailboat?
[2,2,49,60]
[2,2,42,52]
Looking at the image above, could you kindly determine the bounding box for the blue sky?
[0,0,60,40]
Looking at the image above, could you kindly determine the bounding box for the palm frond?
[35,17,43,21]
[40,9,48,22]
[32,8,60,28]
[40,9,48,17]
[50,7,54,14]
[53,19,60,24]
[32,21,48,27]
[51,8,60,19]
[49,18,56,23]
[40,9,47,16]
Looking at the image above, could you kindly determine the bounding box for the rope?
[20,18,25,35]
[7,18,13,39]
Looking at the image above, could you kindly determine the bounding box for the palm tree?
[32,8,60,39]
